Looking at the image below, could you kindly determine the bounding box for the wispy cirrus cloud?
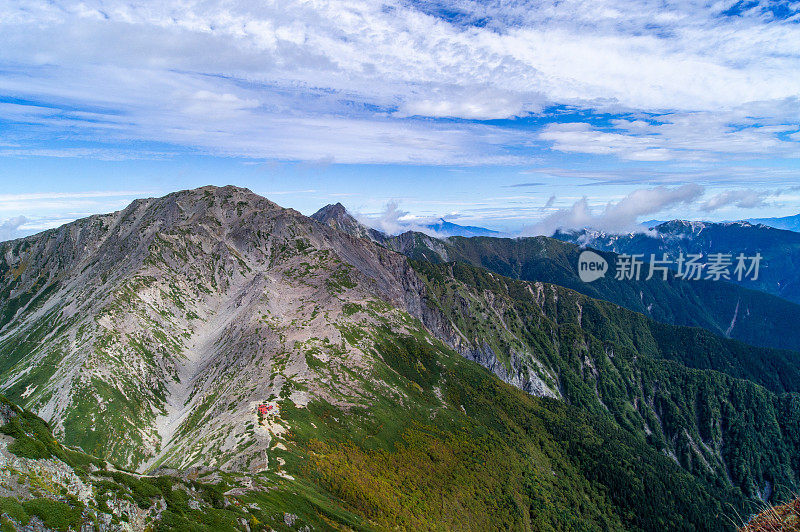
[701,189,770,212]
[504,182,545,188]
[0,0,798,168]
[539,110,800,162]
[0,190,152,212]
[521,164,800,188]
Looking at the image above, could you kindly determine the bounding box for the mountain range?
[555,220,800,305]
[0,186,798,531]
[745,213,800,233]
[314,205,800,353]
[641,214,800,234]
[423,218,501,237]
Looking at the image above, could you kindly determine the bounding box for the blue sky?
[1,0,799,239]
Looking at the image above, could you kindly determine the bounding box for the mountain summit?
[309,202,348,225]
[0,185,427,471]
[310,202,386,243]
[425,218,500,237]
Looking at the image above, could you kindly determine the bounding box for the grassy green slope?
[0,327,742,531]
[279,326,739,531]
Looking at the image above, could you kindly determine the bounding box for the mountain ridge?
[309,203,800,353]
[0,185,429,470]
[745,213,800,233]
[0,186,799,529]
[556,219,800,304]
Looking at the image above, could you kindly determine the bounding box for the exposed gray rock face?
[0,186,557,473]
[400,274,558,399]
[310,204,452,261]
[383,231,451,262]
[310,202,387,244]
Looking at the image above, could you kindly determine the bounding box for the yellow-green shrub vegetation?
[274,328,744,531]
[740,497,800,531]
[22,498,83,531]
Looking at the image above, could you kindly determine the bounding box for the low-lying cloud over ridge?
[522,185,704,236]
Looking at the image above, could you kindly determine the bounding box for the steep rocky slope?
[0,186,426,471]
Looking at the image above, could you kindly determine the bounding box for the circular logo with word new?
[578,250,608,282]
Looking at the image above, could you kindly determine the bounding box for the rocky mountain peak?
[311,202,387,244]
[0,186,429,471]
[311,202,348,223]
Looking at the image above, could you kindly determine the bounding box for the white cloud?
[0,191,153,236]
[701,189,769,211]
[539,122,676,161]
[355,201,456,237]
[0,215,98,240]
[520,164,800,188]
[395,86,540,120]
[0,64,533,164]
[0,191,151,212]
[0,0,797,165]
[0,216,28,242]
[521,184,704,235]
[181,90,260,120]
[539,111,800,161]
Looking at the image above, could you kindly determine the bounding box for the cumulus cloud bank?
[522,185,704,235]
[355,202,450,237]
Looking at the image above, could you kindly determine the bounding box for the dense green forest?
[412,261,800,505]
